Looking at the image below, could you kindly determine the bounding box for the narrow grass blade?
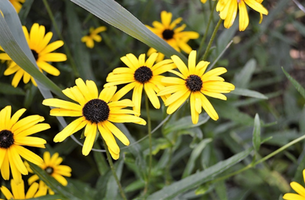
[282,67,305,99]
[70,0,187,63]
[252,114,261,152]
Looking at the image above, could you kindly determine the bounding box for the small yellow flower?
[42,78,146,160]
[0,179,47,199]
[216,0,268,31]
[104,53,175,115]
[0,106,49,182]
[201,0,207,3]
[146,11,199,61]
[26,151,72,194]
[158,50,235,124]
[283,169,305,200]
[0,23,67,87]
[9,0,25,13]
[81,26,107,48]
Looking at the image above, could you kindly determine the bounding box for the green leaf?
[282,67,305,99]
[252,114,261,152]
[28,195,63,200]
[146,149,251,200]
[103,159,124,200]
[70,0,187,63]
[182,138,212,178]
[164,113,209,135]
[0,1,64,98]
[233,59,256,88]
[231,88,268,99]
[0,82,25,95]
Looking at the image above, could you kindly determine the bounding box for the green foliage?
[0,0,304,200]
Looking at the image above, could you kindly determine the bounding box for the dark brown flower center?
[134,66,153,83]
[31,50,39,60]
[83,99,110,123]
[45,166,54,175]
[185,75,203,92]
[162,29,174,40]
[0,130,14,149]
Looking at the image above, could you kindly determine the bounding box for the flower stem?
[197,0,218,61]
[144,94,152,194]
[103,140,127,200]
[42,0,79,77]
[201,18,223,61]
[212,134,305,183]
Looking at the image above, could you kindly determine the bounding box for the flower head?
[104,53,175,115]
[216,0,268,31]
[0,23,67,87]
[0,106,49,182]
[9,0,25,13]
[158,50,235,124]
[283,169,305,200]
[81,26,107,48]
[42,78,146,159]
[26,151,72,194]
[0,179,47,199]
[146,11,199,61]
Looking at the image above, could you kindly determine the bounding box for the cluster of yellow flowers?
[0,0,282,199]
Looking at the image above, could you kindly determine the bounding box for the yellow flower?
[0,106,49,182]
[0,179,47,200]
[216,0,268,31]
[201,0,207,3]
[42,78,146,160]
[283,169,305,200]
[0,23,67,87]
[26,151,72,194]
[146,11,199,61]
[104,53,175,115]
[158,50,235,124]
[81,26,107,48]
[9,0,25,13]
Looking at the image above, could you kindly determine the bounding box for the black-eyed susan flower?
[216,0,268,31]
[26,151,72,194]
[0,106,49,182]
[9,0,25,13]
[81,26,107,48]
[42,78,146,160]
[283,169,305,200]
[146,11,199,61]
[104,53,175,116]
[158,50,235,124]
[0,23,67,87]
[0,179,47,199]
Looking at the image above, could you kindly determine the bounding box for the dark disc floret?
[31,50,39,60]
[0,130,14,149]
[45,166,54,175]
[83,99,110,123]
[162,29,174,40]
[134,66,153,83]
[185,75,203,92]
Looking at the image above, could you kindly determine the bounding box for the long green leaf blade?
[282,67,305,99]
[147,148,251,200]
[0,1,64,98]
[70,0,187,63]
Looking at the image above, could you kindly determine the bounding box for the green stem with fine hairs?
[42,0,79,77]
[197,0,218,61]
[201,18,223,61]
[143,94,152,195]
[103,140,127,200]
